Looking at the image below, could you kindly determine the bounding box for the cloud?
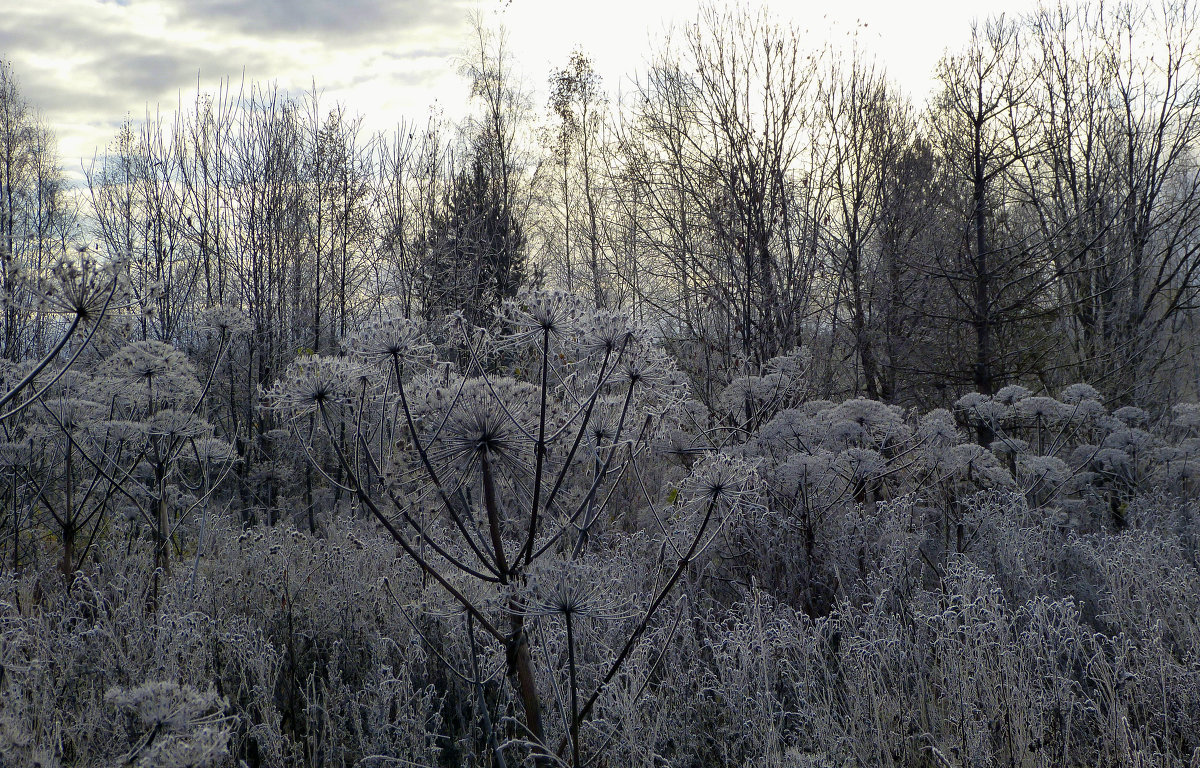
[158,0,470,43]
[0,1,273,111]
[0,0,473,176]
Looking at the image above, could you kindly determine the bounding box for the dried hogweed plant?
[270,290,756,765]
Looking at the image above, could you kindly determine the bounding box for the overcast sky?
[1,0,1042,185]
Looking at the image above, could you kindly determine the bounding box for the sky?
[0,0,1044,185]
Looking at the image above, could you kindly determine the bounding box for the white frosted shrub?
[106,681,232,768]
[1014,394,1068,422]
[1171,402,1200,431]
[9,260,1200,768]
[917,407,960,446]
[994,384,1031,404]
[1112,405,1148,425]
[1059,383,1102,404]
[715,347,810,428]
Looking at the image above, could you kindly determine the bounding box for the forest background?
[2,2,1200,766]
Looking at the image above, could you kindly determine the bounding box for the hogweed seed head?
[994,385,1031,405]
[427,376,535,472]
[1060,383,1102,405]
[1016,454,1071,487]
[685,453,761,509]
[40,397,103,431]
[503,289,586,339]
[1015,396,1068,422]
[111,340,193,384]
[577,308,648,357]
[146,409,211,439]
[270,355,366,416]
[1112,406,1148,425]
[918,409,961,446]
[517,559,631,622]
[344,313,433,368]
[199,304,250,336]
[36,250,132,324]
[1172,403,1200,430]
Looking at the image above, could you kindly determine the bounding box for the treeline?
[5,4,1200,410]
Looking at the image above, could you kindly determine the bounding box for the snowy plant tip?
[343,313,433,365]
[516,559,631,621]
[270,355,367,415]
[503,288,588,336]
[685,453,761,508]
[106,681,232,768]
[34,250,132,322]
[199,304,250,335]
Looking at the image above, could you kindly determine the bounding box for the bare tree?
[615,4,821,402]
[416,16,535,327]
[373,114,451,316]
[0,60,77,360]
[176,80,241,310]
[304,98,375,354]
[90,110,198,344]
[815,51,926,402]
[546,50,608,306]
[1018,0,1200,403]
[922,17,1068,438]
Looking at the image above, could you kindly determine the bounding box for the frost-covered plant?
[269,291,746,765]
[2,333,237,581]
[715,347,811,430]
[0,249,132,421]
[0,516,448,768]
[106,681,232,768]
[779,546,1200,768]
[0,248,245,581]
[942,384,1200,528]
[917,408,961,446]
[735,381,1200,622]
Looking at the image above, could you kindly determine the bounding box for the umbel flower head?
[942,443,1014,489]
[516,558,630,621]
[756,408,827,454]
[343,311,433,367]
[0,439,32,470]
[39,397,103,431]
[36,248,131,323]
[576,307,649,357]
[91,419,149,443]
[835,447,887,483]
[185,437,238,465]
[1172,403,1200,431]
[106,681,232,768]
[825,398,909,446]
[918,408,961,446]
[107,340,201,409]
[1060,383,1102,405]
[1016,454,1072,488]
[684,452,761,509]
[1015,396,1068,422]
[502,289,587,339]
[994,385,1031,405]
[111,340,193,383]
[607,340,690,420]
[717,374,775,416]
[772,450,836,498]
[270,355,366,416]
[146,409,211,439]
[199,304,250,336]
[586,395,631,447]
[429,376,535,471]
[1112,406,1148,425]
